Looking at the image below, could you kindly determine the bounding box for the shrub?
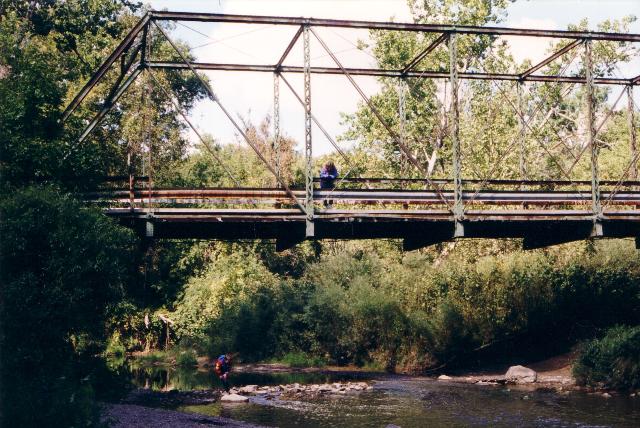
[0,186,135,427]
[278,352,326,368]
[573,325,640,390]
[176,350,198,367]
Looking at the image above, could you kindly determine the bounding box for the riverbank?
[103,360,640,428]
[101,403,266,428]
[435,353,577,392]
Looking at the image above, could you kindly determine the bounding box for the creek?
[125,365,640,427]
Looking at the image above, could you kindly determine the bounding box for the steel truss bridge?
[63,11,640,250]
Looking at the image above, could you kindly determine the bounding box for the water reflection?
[116,361,640,428]
[128,363,370,392]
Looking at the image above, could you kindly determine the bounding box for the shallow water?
[130,366,640,427]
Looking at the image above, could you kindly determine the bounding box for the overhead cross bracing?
[64,11,640,250]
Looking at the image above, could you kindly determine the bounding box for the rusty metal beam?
[585,40,602,220]
[276,26,303,69]
[520,39,583,80]
[146,68,240,186]
[629,85,638,180]
[77,67,142,143]
[308,27,453,211]
[62,14,150,121]
[279,74,350,163]
[449,33,463,224]
[145,61,631,85]
[152,21,309,215]
[303,25,314,235]
[401,33,447,74]
[149,11,640,42]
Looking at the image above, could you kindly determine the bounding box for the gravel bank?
[101,403,266,428]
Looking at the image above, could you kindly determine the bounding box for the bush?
[277,352,326,368]
[573,325,640,390]
[176,349,198,367]
[0,186,135,427]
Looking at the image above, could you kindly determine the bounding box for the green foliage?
[275,352,327,368]
[175,349,198,367]
[105,333,127,359]
[0,186,135,427]
[168,239,639,373]
[573,325,640,390]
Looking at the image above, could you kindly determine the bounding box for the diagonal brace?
[402,33,448,74]
[147,68,240,186]
[78,66,143,143]
[520,39,583,80]
[62,14,150,121]
[279,73,350,163]
[276,26,303,69]
[308,26,452,211]
[152,20,309,215]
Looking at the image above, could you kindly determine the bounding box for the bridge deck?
[91,187,640,249]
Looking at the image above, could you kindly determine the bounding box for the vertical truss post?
[449,32,464,235]
[585,40,602,225]
[398,79,407,175]
[273,73,281,186]
[303,24,314,237]
[517,81,527,183]
[628,85,637,180]
[127,150,134,212]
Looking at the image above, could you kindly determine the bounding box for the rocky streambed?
[223,381,374,402]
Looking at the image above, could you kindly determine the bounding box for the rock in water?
[438,375,452,380]
[505,365,537,384]
[221,393,249,402]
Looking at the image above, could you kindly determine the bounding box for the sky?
[146,0,640,155]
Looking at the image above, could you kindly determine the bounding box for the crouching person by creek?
[215,354,233,393]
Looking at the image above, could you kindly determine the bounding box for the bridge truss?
[63,11,640,250]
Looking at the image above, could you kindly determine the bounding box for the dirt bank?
[101,403,266,428]
[433,353,579,392]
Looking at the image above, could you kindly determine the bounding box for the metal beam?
[629,85,638,180]
[152,21,309,215]
[273,73,281,184]
[149,11,640,42]
[585,40,602,220]
[146,68,240,186]
[401,33,447,74]
[520,39,583,80]
[275,26,303,69]
[146,61,631,85]
[632,74,640,85]
[449,33,463,223]
[308,27,452,211]
[62,14,150,121]
[517,81,526,181]
[303,25,314,236]
[279,74,350,163]
[77,67,142,143]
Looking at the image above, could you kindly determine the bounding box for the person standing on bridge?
[320,160,339,207]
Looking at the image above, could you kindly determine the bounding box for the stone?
[602,392,611,398]
[239,385,258,393]
[220,393,249,402]
[505,365,537,384]
[438,375,452,380]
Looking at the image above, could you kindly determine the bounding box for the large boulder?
[221,393,249,402]
[505,365,537,384]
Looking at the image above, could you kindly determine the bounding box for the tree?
[0,186,136,427]
[0,2,206,190]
